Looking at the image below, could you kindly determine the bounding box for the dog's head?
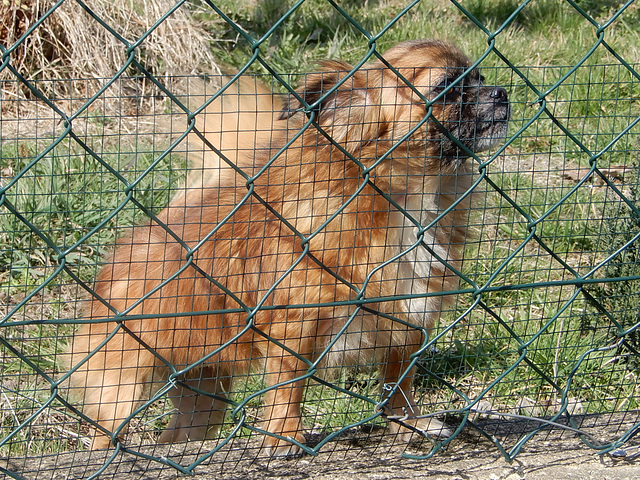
[280,39,510,180]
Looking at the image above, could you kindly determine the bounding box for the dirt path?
[6,414,638,480]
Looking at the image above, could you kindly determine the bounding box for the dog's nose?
[490,87,508,103]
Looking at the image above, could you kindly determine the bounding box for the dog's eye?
[433,77,462,97]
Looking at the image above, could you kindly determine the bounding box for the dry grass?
[1,0,222,119]
[1,0,222,79]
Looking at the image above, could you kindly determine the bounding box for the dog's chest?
[390,192,453,321]
[397,193,449,276]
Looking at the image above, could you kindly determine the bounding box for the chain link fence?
[1,1,640,478]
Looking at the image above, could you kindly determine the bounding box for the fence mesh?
[1,1,640,478]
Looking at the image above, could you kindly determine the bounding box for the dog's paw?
[158,424,217,444]
[390,416,452,443]
[261,434,306,458]
[414,417,452,439]
[89,431,118,450]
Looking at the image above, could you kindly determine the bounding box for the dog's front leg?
[382,349,451,442]
[261,349,310,457]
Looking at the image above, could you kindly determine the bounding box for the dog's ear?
[279,60,354,120]
[279,60,381,151]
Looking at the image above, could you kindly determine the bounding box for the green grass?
[201,0,639,75]
[0,139,185,293]
[416,163,640,419]
[2,0,640,460]
[0,134,187,454]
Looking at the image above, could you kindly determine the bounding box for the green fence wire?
[1,0,640,478]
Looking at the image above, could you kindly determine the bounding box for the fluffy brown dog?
[69,39,509,456]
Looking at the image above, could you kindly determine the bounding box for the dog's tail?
[168,75,285,202]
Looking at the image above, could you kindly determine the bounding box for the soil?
[3,413,638,480]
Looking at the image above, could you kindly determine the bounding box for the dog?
[68,39,510,456]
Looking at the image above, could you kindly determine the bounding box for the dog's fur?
[69,40,509,456]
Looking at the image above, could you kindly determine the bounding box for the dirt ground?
[4,413,639,480]
[213,445,637,480]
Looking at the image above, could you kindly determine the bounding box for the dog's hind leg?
[159,373,231,443]
[79,347,156,449]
